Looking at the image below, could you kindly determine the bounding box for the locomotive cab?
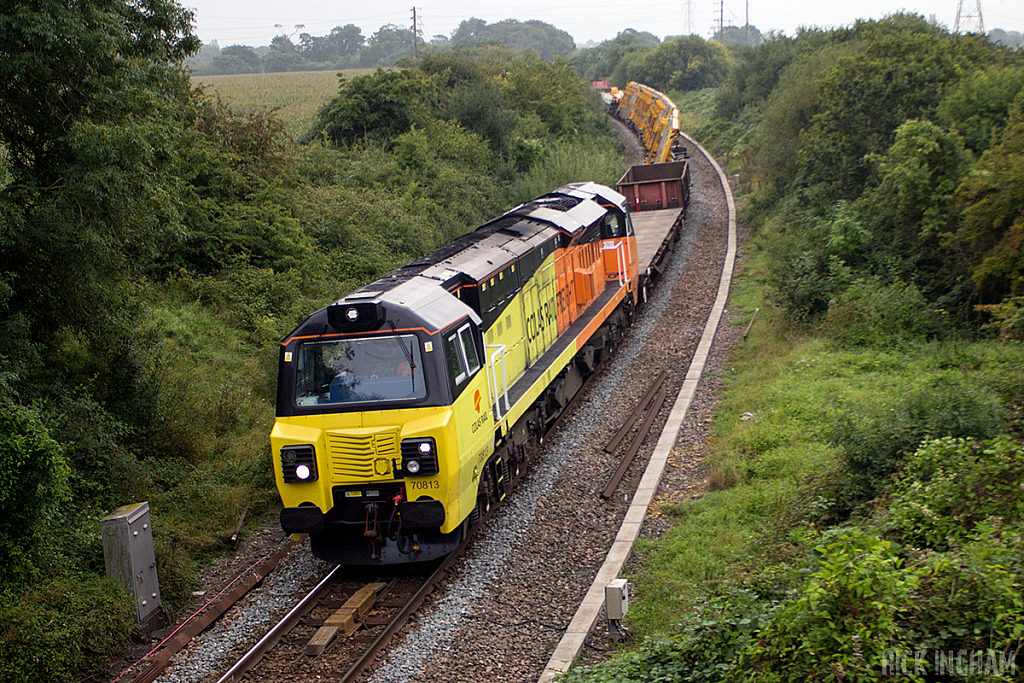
[272,284,492,564]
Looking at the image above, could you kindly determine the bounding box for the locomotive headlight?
[345,307,359,321]
[280,444,318,484]
[400,437,439,477]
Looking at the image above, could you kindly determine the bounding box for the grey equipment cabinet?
[101,502,162,627]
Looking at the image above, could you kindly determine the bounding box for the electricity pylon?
[954,0,985,34]
[683,0,696,35]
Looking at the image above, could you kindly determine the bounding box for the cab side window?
[601,210,633,238]
[458,325,481,374]
[602,212,625,238]
[445,322,481,390]
[445,335,465,385]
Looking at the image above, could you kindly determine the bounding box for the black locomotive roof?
[284,183,627,341]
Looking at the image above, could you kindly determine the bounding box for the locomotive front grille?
[326,431,399,481]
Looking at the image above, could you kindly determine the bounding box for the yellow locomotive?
[271,183,640,564]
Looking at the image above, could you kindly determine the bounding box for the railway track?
[205,503,499,683]
[211,570,427,683]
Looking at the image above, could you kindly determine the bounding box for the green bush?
[823,278,940,347]
[562,590,778,683]
[832,372,1000,475]
[886,436,1024,549]
[768,252,851,323]
[306,68,431,145]
[905,523,1024,662]
[827,370,1002,512]
[0,574,133,683]
[47,394,141,508]
[0,400,69,580]
[732,528,920,683]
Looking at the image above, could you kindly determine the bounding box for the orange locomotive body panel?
[553,240,611,334]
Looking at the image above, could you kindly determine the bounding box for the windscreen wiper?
[388,322,416,392]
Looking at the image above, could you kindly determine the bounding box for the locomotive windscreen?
[294,334,426,407]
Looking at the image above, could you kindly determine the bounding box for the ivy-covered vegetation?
[564,13,1024,683]
[0,2,624,680]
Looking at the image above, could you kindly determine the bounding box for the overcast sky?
[182,0,1024,48]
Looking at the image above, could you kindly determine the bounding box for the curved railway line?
[115,119,739,683]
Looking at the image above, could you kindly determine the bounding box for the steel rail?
[600,386,667,499]
[337,505,498,683]
[602,371,667,454]
[215,564,343,683]
[121,540,297,683]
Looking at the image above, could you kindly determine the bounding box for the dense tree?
[0,0,198,352]
[265,35,313,72]
[504,56,603,136]
[631,35,731,93]
[857,119,973,299]
[714,35,799,119]
[574,29,659,85]
[451,18,574,61]
[420,52,517,151]
[308,68,431,144]
[956,94,1024,300]
[451,18,487,44]
[750,38,860,190]
[713,24,764,47]
[799,16,996,198]
[328,24,365,59]
[211,44,262,74]
[298,24,364,66]
[361,24,415,67]
[938,65,1024,155]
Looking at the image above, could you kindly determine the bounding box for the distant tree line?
[572,22,1019,94]
[187,17,575,75]
[990,28,1024,48]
